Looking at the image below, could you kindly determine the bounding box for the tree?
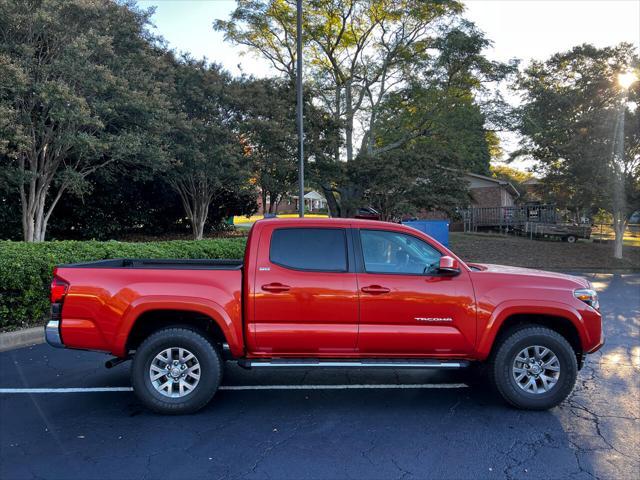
[349,151,467,221]
[490,164,533,197]
[0,0,170,241]
[234,79,299,213]
[233,78,339,213]
[491,164,533,184]
[215,2,514,216]
[43,167,257,240]
[348,75,493,220]
[216,0,461,160]
[45,169,186,240]
[514,43,639,258]
[339,22,512,218]
[165,59,254,240]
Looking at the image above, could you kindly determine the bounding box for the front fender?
[475,299,587,361]
[113,296,243,357]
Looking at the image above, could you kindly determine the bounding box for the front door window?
[360,229,441,275]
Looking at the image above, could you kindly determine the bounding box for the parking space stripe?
[0,383,468,394]
[0,387,133,393]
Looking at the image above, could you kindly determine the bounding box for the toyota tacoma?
[46,218,603,414]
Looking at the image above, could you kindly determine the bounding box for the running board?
[237,359,470,370]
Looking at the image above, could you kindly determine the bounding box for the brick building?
[465,172,520,208]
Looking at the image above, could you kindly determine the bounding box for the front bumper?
[587,329,605,354]
[45,320,64,348]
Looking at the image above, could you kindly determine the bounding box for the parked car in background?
[354,207,381,220]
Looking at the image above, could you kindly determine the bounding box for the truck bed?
[60,258,243,270]
[54,261,244,356]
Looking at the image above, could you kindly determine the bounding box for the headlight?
[574,288,599,310]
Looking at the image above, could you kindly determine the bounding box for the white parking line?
[0,383,468,394]
[0,387,133,393]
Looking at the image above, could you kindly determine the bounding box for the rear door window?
[270,228,348,272]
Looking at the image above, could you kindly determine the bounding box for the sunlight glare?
[618,71,638,89]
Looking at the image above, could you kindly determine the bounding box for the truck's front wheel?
[131,328,222,414]
[489,326,577,410]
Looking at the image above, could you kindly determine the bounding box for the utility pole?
[296,0,304,217]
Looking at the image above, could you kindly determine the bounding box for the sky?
[138,0,640,168]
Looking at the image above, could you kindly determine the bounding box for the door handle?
[261,283,291,293]
[361,285,391,294]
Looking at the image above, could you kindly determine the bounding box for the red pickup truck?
[46,218,603,414]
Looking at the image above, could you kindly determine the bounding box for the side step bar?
[237,359,470,370]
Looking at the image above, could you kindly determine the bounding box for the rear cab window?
[270,228,348,272]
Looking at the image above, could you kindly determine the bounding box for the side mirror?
[438,256,460,275]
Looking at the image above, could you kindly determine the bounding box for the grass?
[591,225,640,247]
[449,232,640,271]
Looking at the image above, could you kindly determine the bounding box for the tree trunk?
[33,187,52,242]
[261,189,267,216]
[321,185,341,218]
[20,171,52,242]
[192,221,204,240]
[20,157,40,242]
[334,85,342,163]
[345,80,354,163]
[340,184,361,218]
[173,181,210,241]
[21,202,34,242]
[267,193,275,214]
[22,204,49,242]
[274,194,281,214]
[191,201,209,240]
[19,147,73,242]
[612,210,626,259]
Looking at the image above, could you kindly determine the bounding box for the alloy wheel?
[512,345,560,394]
[149,347,201,398]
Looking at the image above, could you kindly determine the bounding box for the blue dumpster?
[402,220,450,247]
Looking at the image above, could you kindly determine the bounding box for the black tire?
[565,235,577,243]
[131,327,223,414]
[488,326,577,410]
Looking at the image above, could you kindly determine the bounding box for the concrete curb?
[0,327,45,352]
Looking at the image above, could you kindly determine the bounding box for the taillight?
[50,271,69,304]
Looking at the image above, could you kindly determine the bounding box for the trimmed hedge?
[0,238,247,331]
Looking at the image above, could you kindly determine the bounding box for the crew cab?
[46,218,604,414]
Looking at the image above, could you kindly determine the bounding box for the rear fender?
[114,296,243,358]
[476,300,587,360]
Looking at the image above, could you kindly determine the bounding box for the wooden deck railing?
[463,205,557,231]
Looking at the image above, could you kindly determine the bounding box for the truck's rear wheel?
[131,328,222,414]
[489,326,577,410]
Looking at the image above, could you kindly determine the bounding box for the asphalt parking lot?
[1,273,638,480]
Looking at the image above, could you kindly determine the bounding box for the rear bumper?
[45,320,64,348]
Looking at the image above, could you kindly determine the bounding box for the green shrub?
[0,238,247,331]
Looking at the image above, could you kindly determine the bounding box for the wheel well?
[126,309,227,353]
[492,314,583,364]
